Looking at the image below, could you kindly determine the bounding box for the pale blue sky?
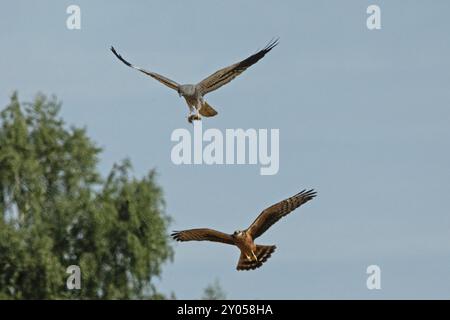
[1,1,450,299]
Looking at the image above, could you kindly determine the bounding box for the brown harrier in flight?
[172,189,316,271]
[110,39,278,123]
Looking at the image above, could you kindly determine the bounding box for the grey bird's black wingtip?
[110,45,132,67]
[264,37,280,52]
[110,45,118,56]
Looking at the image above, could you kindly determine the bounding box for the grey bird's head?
[177,84,196,97]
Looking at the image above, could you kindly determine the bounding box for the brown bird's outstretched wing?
[110,46,179,91]
[246,189,317,239]
[196,38,279,95]
[171,228,235,245]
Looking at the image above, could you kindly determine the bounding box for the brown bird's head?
[232,230,245,239]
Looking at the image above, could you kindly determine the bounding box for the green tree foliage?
[0,93,173,299]
[202,279,226,300]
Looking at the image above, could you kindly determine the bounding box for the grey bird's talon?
[188,114,201,123]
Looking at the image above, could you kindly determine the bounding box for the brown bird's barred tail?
[236,245,276,271]
[199,101,218,117]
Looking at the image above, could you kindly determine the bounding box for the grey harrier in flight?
[171,189,316,271]
[110,39,278,123]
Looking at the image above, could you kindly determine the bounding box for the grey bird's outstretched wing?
[110,46,179,91]
[196,38,279,95]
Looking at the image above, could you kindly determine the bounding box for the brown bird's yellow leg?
[252,251,258,262]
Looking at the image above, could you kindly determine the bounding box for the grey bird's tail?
[200,101,218,117]
[236,245,276,271]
